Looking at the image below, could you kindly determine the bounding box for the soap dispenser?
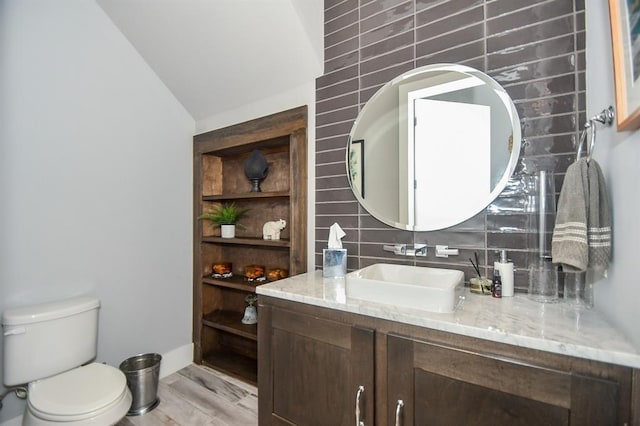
[497,250,514,297]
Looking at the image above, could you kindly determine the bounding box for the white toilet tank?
[2,296,100,387]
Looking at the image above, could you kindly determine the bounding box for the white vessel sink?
[345,263,464,313]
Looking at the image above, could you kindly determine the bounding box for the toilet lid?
[29,362,127,418]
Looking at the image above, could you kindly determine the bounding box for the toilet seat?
[26,363,131,424]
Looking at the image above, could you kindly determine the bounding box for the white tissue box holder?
[323,249,347,278]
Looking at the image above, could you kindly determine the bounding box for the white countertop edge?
[257,272,640,369]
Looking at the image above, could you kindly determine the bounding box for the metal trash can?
[119,353,162,416]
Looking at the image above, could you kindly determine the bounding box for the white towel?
[552,158,611,272]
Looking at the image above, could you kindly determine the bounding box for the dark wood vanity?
[258,292,640,425]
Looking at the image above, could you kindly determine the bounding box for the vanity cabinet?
[193,107,307,385]
[388,334,624,425]
[258,296,638,425]
[258,303,375,425]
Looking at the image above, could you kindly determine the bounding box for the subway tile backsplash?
[316,0,585,292]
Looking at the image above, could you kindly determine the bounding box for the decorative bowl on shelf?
[212,262,232,279]
[244,264,266,282]
[267,268,288,281]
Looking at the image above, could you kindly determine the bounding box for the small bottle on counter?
[492,267,502,298]
[497,250,514,297]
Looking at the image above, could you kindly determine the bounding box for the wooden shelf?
[202,349,258,385]
[193,106,307,385]
[203,310,257,341]
[202,275,264,291]
[203,191,289,201]
[201,236,290,248]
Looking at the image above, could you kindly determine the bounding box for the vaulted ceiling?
[97,0,324,122]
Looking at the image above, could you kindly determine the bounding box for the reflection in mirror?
[347,64,521,231]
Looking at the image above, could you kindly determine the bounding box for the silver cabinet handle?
[394,400,404,426]
[355,385,365,426]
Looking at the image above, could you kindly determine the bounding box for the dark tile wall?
[315,0,585,291]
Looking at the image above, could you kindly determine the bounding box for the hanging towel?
[552,160,588,270]
[586,159,612,270]
[551,158,611,272]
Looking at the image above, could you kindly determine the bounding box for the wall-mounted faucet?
[383,244,427,257]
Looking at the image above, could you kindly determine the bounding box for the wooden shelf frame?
[193,106,307,385]
[203,190,290,201]
[202,349,258,385]
[203,310,257,341]
[201,236,291,248]
[202,274,265,291]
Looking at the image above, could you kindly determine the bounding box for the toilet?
[2,297,132,426]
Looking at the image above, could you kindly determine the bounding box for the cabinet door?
[387,334,619,426]
[259,305,375,426]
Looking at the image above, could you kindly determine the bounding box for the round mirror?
[347,63,521,231]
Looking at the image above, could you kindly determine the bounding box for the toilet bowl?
[23,363,132,426]
[2,297,133,426]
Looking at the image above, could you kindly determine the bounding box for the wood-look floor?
[116,364,258,426]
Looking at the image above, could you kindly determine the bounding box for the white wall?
[0,0,195,421]
[586,0,640,348]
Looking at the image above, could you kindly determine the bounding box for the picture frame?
[349,139,365,198]
[609,0,640,130]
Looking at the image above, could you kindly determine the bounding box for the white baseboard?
[159,342,193,379]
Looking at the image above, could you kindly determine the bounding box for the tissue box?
[323,249,347,278]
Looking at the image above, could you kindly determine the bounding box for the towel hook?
[576,106,615,162]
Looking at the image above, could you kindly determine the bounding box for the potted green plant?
[199,202,250,238]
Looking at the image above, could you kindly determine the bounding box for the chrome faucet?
[383,244,427,257]
[383,244,406,255]
[410,244,427,256]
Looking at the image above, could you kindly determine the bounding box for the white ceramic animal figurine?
[263,219,286,240]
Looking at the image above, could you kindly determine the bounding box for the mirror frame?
[346,63,522,231]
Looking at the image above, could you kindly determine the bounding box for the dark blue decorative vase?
[244,149,269,192]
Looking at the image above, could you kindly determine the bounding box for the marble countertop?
[257,271,640,369]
